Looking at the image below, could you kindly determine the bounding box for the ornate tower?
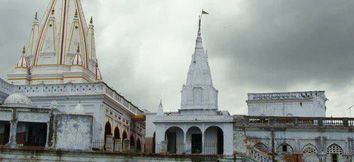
[180,16,218,111]
[8,0,102,85]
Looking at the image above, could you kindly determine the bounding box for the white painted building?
[0,0,145,153]
[145,16,234,156]
[247,91,327,117]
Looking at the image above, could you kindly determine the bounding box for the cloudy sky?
[1,0,354,117]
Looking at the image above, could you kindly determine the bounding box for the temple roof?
[186,16,213,86]
[9,0,102,84]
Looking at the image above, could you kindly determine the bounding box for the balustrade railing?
[240,116,354,128]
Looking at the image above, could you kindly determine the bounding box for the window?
[282,145,287,152]
[300,102,303,107]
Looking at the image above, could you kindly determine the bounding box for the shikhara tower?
[152,15,233,156]
[8,0,102,85]
[181,16,218,111]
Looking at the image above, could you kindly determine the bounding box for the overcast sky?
[1,0,354,117]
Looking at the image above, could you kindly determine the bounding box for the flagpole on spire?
[199,10,209,34]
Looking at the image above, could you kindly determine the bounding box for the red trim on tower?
[34,0,57,65]
[59,0,68,64]
[75,0,89,68]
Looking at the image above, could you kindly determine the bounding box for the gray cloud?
[1,0,354,117]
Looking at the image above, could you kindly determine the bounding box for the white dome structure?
[3,93,33,107]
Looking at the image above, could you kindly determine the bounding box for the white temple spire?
[157,99,164,116]
[181,13,218,110]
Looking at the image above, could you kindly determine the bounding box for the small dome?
[4,93,33,107]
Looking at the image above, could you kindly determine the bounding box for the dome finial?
[34,12,38,20]
[76,44,80,53]
[22,46,26,55]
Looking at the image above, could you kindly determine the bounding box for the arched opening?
[302,144,318,162]
[0,121,11,145]
[121,131,128,152]
[152,132,156,153]
[136,138,142,152]
[165,126,184,154]
[114,127,120,139]
[327,144,343,162]
[122,131,128,140]
[277,143,293,154]
[186,126,202,154]
[113,127,120,152]
[130,135,135,152]
[204,126,223,154]
[104,122,112,150]
[252,143,271,162]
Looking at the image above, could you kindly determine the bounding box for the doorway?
[191,134,202,154]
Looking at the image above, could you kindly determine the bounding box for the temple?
[8,0,101,85]
[0,0,145,154]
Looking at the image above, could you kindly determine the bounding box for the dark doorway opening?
[217,128,224,154]
[130,135,135,152]
[167,131,177,153]
[17,122,47,147]
[152,132,156,153]
[0,121,10,145]
[104,122,112,150]
[332,154,338,162]
[136,139,142,152]
[191,134,202,154]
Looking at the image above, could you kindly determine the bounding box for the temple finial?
[90,16,93,24]
[76,45,80,53]
[22,46,26,55]
[198,15,201,34]
[157,99,164,116]
[34,12,38,20]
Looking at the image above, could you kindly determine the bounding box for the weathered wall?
[0,148,230,162]
[234,127,354,162]
[55,114,93,151]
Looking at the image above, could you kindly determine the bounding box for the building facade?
[0,0,145,153]
[145,16,234,156]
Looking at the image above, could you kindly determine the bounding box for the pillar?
[223,123,233,156]
[8,120,17,148]
[317,152,327,162]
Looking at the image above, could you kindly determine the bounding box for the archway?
[204,126,223,154]
[130,135,135,152]
[0,121,10,145]
[122,131,128,140]
[252,143,271,162]
[302,144,318,162]
[104,122,112,150]
[165,126,184,154]
[114,127,120,139]
[186,126,202,154]
[277,143,293,154]
[121,130,128,151]
[136,138,142,152]
[327,144,343,162]
[113,127,120,152]
[152,132,156,153]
